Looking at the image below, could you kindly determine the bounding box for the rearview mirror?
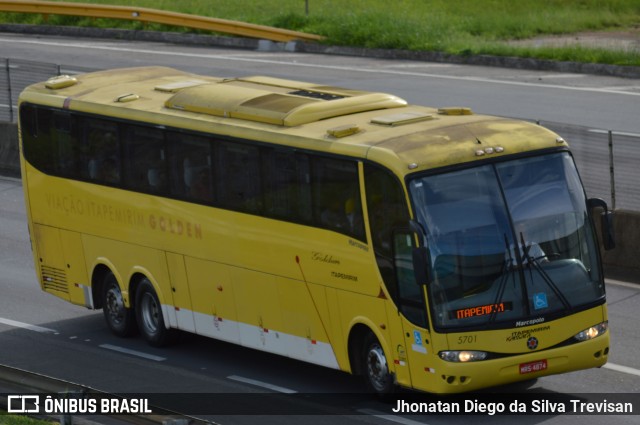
[600,210,615,251]
[587,198,615,251]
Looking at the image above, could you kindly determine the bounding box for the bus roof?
[20,66,566,178]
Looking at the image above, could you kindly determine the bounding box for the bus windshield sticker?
[450,302,513,320]
[533,292,549,310]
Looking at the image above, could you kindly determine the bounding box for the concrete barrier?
[0,122,19,177]
[0,121,637,281]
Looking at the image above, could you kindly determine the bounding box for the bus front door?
[392,231,436,392]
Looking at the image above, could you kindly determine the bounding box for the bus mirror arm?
[409,220,426,247]
[587,198,615,251]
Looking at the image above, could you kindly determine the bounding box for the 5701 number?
[457,335,477,344]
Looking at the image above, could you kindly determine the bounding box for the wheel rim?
[366,342,390,392]
[105,283,125,326]
[140,292,159,335]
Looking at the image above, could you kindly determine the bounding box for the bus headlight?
[439,350,488,362]
[573,321,608,342]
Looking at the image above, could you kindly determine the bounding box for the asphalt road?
[1,33,640,424]
[1,32,639,133]
[2,32,640,209]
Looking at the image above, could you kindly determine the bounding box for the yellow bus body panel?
[18,66,608,393]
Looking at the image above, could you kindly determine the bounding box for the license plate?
[519,359,548,374]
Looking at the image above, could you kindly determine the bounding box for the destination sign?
[451,301,513,320]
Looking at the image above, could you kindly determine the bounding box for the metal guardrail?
[0,363,212,424]
[0,0,324,43]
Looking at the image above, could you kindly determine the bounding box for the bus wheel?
[102,272,136,337]
[135,279,175,347]
[363,332,395,395]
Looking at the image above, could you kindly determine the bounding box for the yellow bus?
[18,67,614,394]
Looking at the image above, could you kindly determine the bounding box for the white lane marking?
[603,362,640,378]
[599,86,640,91]
[0,317,57,333]
[99,344,166,362]
[606,278,640,290]
[381,63,454,69]
[358,409,429,425]
[227,375,297,394]
[1,37,639,97]
[535,74,587,79]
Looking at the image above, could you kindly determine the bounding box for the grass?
[1,0,639,66]
[0,412,54,425]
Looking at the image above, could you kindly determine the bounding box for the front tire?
[135,278,176,347]
[363,332,395,395]
[102,272,136,337]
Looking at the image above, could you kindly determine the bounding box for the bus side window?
[123,125,165,193]
[262,149,312,224]
[21,105,79,178]
[20,104,51,174]
[216,141,262,214]
[19,104,39,140]
[167,132,213,203]
[365,164,411,301]
[81,118,121,185]
[51,111,79,178]
[311,157,365,241]
[365,164,410,256]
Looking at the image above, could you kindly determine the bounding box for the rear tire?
[102,272,136,337]
[362,332,395,395]
[135,278,176,347]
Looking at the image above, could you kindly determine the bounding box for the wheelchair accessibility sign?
[533,292,549,310]
[412,330,427,354]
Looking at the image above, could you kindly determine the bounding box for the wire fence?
[537,121,639,212]
[0,58,94,122]
[1,58,638,211]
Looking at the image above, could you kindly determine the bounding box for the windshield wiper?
[519,233,572,311]
[488,234,518,324]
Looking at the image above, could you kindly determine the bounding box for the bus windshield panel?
[409,152,604,330]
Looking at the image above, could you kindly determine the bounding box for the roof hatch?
[371,112,434,126]
[154,79,209,93]
[164,77,407,126]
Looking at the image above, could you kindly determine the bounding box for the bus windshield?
[409,152,604,330]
